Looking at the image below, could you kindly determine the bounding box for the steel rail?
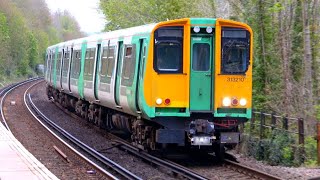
[25,90,141,180]
[223,158,282,180]
[109,135,208,180]
[0,77,42,131]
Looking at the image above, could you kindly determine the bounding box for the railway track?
[110,133,282,180]
[26,92,141,180]
[223,156,282,180]
[1,79,285,179]
[1,78,120,179]
[0,77,42,130]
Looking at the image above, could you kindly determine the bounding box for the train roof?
[47,23,157,50]
[46,18,251,51]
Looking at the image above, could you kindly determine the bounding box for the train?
[44,18,253,159]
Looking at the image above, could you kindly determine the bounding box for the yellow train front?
[139,18,252,155]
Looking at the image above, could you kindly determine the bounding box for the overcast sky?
[45,0,106,34]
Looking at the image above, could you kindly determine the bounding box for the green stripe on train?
[78,41,87,99]
[53,46,58,88]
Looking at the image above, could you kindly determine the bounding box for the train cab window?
[121,45,136,86]
[221,28,250,74]
[154,26,183,73]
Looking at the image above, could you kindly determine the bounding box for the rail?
[26,92,141,180]
[0,77,42,131]
[108,134,208,180]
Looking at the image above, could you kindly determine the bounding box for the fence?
[244,111,305,165]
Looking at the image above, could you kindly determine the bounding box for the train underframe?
[47,86,246,159]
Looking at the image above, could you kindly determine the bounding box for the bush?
[304,136,317,167]
[267,130,295,166]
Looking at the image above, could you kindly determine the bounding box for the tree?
[52,10,84,40]
[99,0,212,30]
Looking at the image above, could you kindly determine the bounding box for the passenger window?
[154,26,183,73]
[121,45,136,86]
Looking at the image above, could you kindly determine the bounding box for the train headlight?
[222,97,231,107]
[193,26,200,33]
[156,98,162,105]
[240,98,247,106]
[206,26,213,33]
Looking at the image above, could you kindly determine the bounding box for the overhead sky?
[45,0,106,34]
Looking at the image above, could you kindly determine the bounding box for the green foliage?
[290,0,303,81]
[0,0,83,80]
[304,136,317,166]
[316,105,320,121]
[0,12,10,76]
[246,130,299,166]
[52,10,84,40]
[100,0,209,30]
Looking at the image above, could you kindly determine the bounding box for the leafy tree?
[52,10,84,40]
[100,0,209,30]
[0,12,10,76]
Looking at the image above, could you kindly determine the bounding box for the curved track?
[26,92,140,180]
[0,78,122,179]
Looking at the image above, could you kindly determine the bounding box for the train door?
[94,43,101,100]
[114,41,124,106]
[135,39,147,112]
[68,47,73,92]
[190,36,213,112]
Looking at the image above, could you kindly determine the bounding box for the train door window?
[192,43,210,71]
[106,46,115,78]
[71,50,81,78]
[62,50,70,77]
[221,28,250,74]
[140,46,146,78]
[56,52,62,75]
[45,53,49,77]
[121,45,136,86]
[100,46,108,77]
[84,48,96,77]
[50,52,54,75]
[154,26,183,73]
